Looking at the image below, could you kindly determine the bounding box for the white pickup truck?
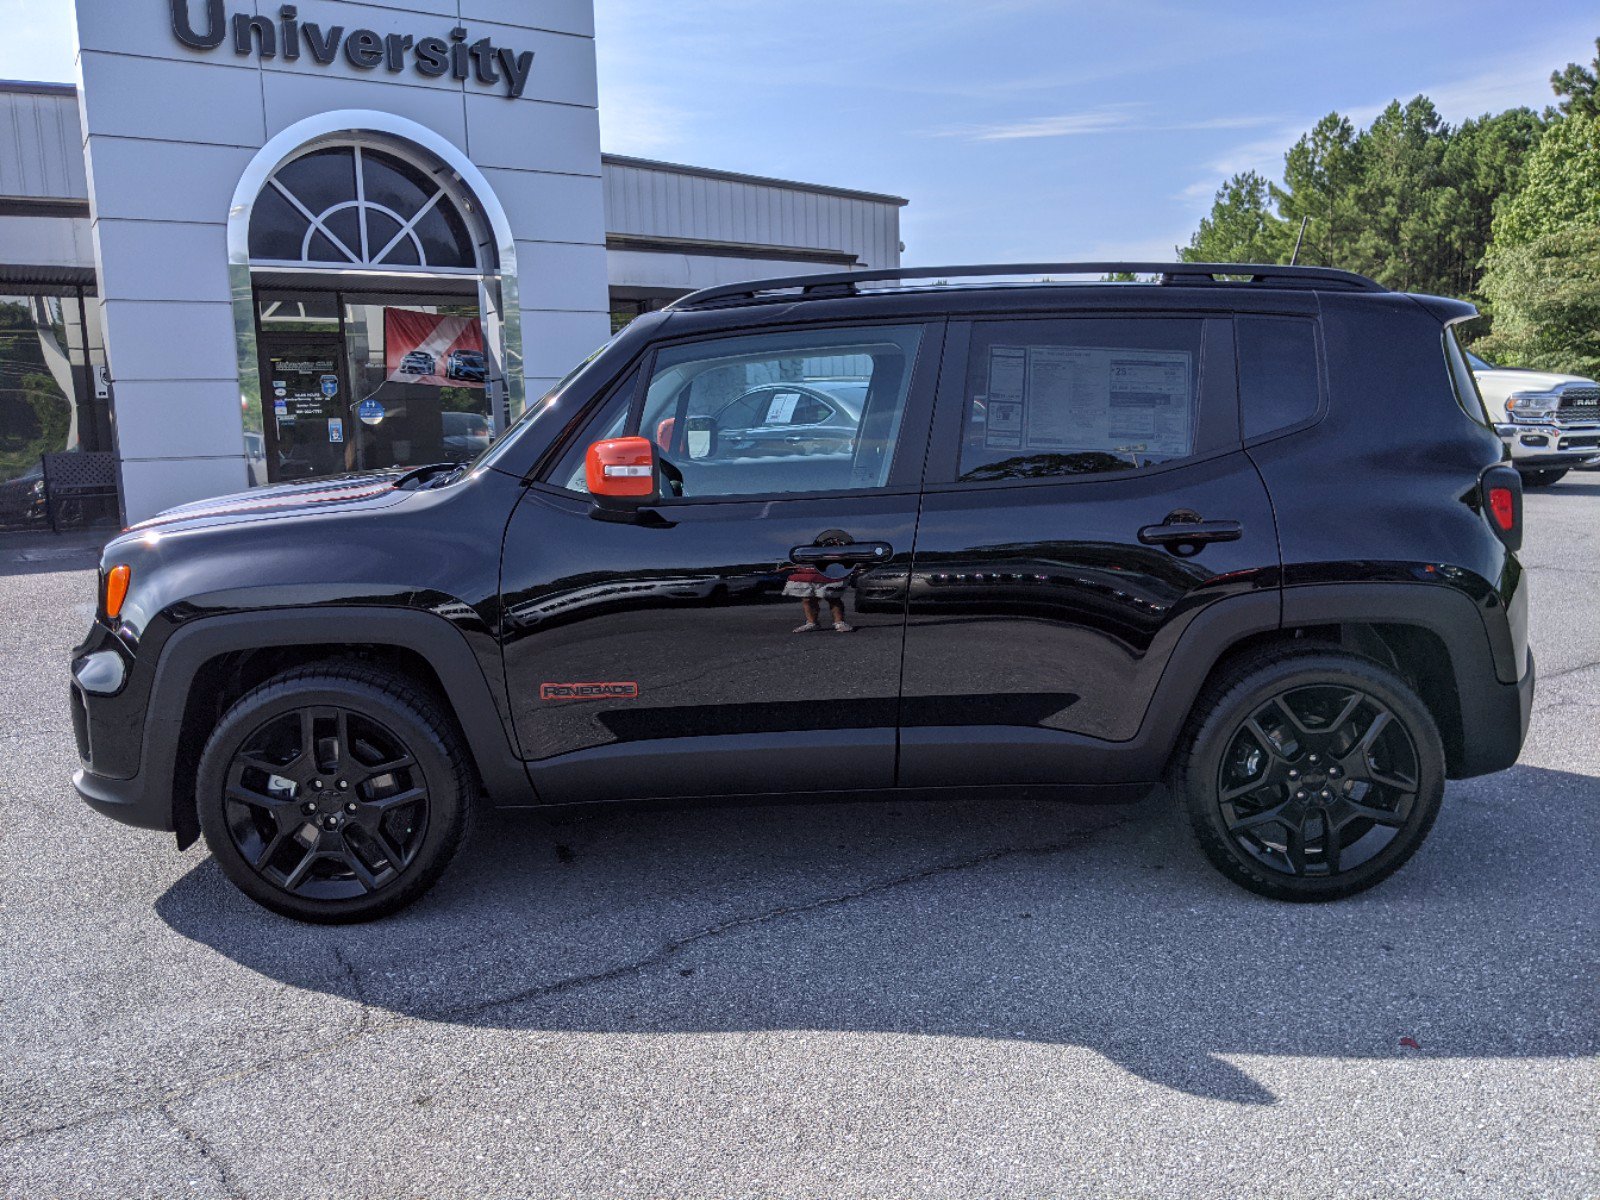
[1469,351,1600,487]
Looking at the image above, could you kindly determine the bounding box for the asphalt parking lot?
[2,482,1596,1200]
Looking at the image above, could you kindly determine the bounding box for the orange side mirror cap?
[585,436,659,501]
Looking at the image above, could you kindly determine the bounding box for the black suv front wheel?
[196,664,474,923]
[1175,649,1445,901]
[1520,468,1568,488]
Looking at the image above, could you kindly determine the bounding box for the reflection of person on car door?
[782,536,855,633]
[783,564,852,632]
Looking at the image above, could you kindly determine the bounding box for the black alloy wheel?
[222,705,430,900]
[1176,650,1445,901]
[197,665,473,922]
[1215,685,1418,878]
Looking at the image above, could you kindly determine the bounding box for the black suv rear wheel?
[196,664,474,923]
[1174,649,1445,901]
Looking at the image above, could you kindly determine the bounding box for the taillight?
[1480,467,1522,552]
[104,564,131,619]
[1488,487,1515,531]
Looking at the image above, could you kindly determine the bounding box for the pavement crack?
[445,817,1136,1022]
[2,815,1138,1148]
[333,944,375,1036]
[1537,658,1600,684]
[160,1101,247,1199]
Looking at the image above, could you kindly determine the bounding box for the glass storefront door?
[254,287,495,485]
[257,333,353,481]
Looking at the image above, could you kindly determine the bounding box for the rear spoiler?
[1406,293,1478,326]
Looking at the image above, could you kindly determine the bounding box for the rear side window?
[958,318,1203,482]
[1443,326,1493,427]
[1236,315,1322,441]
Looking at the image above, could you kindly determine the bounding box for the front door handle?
[1137,517,1243,548]
[790,541,894,565]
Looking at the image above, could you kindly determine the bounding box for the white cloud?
[936,106,1281,142]
[596,79,696,156]
[940,105,1142,140]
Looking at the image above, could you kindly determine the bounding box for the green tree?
[1339,98,1459,292]
[1550,36,1600,119]
[1272,113,1364,267]
[1437,107,1546,295]
[1476,223,1600,375]
[1491,112,1600,248]
[1179,171,1287,263]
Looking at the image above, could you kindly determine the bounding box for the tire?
[1173,648,1445,902]
[1520,468,1568,488]
[196,663,475,923]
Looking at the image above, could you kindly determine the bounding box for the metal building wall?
[0,84,89,203]
[602,155,904,271]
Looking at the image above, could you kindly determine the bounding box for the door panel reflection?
[499,488,918,792]
[901,454,1279,745]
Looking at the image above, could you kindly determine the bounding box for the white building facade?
[0,1,904,525]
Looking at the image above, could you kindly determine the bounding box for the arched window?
[248,145,479,271]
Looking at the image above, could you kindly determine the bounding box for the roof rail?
[669,261,1386,310]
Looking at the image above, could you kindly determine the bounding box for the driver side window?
[557,325,924,499]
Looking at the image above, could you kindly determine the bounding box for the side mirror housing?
[585,436,661,516]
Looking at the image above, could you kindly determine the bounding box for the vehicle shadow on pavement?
[154,765,1599,1106]
[1538,480,1600,497]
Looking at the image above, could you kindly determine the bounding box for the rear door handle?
[1137,519,1243,547]
[790,541,894,564]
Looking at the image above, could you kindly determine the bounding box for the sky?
[6,1,1596,264]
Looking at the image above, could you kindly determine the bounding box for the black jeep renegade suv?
[70,263,1534,922]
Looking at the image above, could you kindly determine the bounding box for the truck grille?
[1558,386,1600,423]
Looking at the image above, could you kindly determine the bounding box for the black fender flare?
[144,607,533,839]
[1130,580,1524,781]
[977,579,1524,786]
[1277,581,1529,778]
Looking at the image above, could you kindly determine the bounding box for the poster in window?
[383,308,488,389]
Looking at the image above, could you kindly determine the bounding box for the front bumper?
[1496,423,1600,468]
[69,622,176,834]
[73,763,173,832]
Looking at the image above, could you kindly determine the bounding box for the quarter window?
[958,319,1203,482]
[559,326,923,499]
[1236,316,1322,440]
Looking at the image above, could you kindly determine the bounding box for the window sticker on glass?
[763,392,802,425]
[984,349,1027,450]
[985,345,1193,458]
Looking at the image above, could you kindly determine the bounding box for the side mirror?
[585,436,660,517]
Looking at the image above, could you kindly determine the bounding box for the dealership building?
[0,1,906,526]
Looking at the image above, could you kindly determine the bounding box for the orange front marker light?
[104,564,131,619]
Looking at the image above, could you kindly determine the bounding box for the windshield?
[466,339,617,475]
[1465,350,1494,370]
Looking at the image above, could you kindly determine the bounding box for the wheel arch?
[1152,582,1521,781]
[147,609,531,848]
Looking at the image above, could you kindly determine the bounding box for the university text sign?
[169,1,536,99]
